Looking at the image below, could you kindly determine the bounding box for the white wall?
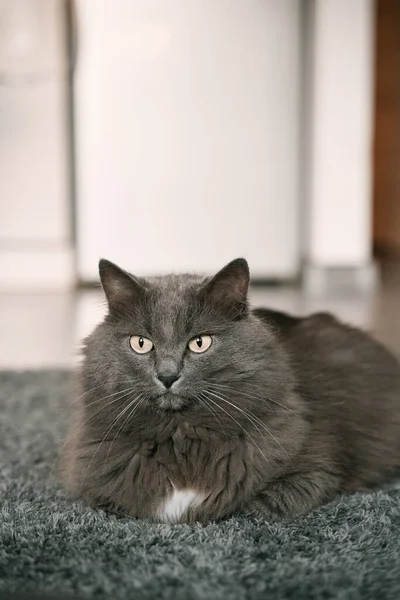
[306,0,375,269]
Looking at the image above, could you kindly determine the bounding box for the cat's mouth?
[157,392,189,412]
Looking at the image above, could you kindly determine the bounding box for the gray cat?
[62,258,400,523]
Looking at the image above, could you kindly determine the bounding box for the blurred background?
[0,0,399,368]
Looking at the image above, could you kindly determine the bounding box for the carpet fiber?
[1,371,400,600]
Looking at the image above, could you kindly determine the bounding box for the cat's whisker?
[81,392,144,483]
[56,383,141,420]
[207,388,287,455]
[196,392,228,438]
[205,389,288,457]
[104,395,147,467]
[216,384,298,416]
[201,391,269,464]
[54,383,116,420]
[47,386,138,482]
[208,382,299,416]
[206,389,269,442]
[78,386,139,412]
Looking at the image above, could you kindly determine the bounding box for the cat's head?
[82,258,286,414]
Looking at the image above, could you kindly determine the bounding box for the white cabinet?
[0,0,73,290]
[74,0,301,280]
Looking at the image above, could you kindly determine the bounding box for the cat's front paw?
[243,470,339,520]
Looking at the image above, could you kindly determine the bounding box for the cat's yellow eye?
[129,335,153,354]
[188,335,212,354]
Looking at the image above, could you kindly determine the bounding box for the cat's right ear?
[202,258,250,318]
[99,259,145,309]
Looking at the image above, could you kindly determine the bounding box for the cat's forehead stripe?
[147,274,205,340]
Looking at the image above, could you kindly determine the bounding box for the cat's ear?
[99,259,145,308]
[203,258,249,316]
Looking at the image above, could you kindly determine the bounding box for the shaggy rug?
[1,371,400,600]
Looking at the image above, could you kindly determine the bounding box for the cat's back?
[253,307,400,379]
[284,310,400,419]
[254,307,400,487]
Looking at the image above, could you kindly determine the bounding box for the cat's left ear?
[99,259,145,309]
[203,258,249,317]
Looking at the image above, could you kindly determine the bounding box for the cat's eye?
[129,335,153,354]
[188,335,213,354]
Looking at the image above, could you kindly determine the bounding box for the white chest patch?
[157,487,205,523]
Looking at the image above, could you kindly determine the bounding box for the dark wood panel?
[373,0,400,256]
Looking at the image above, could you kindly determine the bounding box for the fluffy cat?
[61,258,400,523]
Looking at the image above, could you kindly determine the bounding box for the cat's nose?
[158,372,180,389]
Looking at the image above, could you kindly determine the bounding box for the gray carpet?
[1,371,400,600]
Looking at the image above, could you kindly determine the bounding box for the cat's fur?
[61,258,400,523]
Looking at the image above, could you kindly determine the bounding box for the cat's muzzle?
[157,391,189,411]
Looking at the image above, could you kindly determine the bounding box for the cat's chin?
[157,392,190,412]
